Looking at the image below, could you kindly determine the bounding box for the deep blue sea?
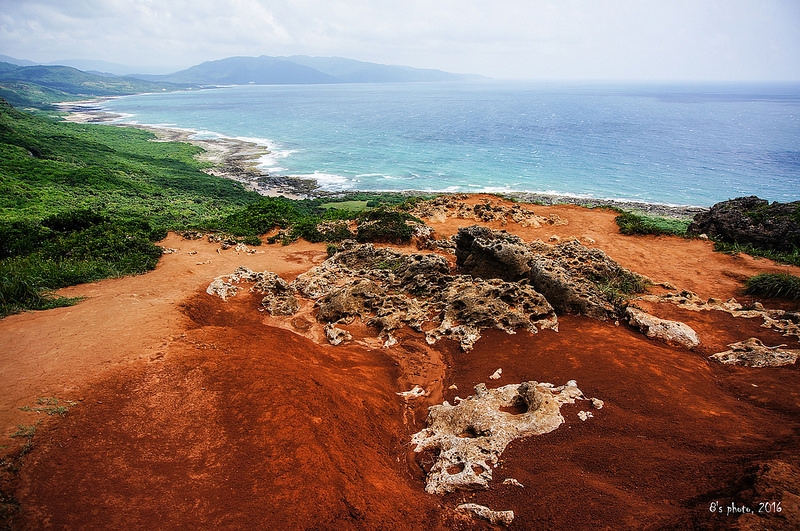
[102,82,800,207]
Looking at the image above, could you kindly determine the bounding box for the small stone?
[457,503,514,526]
[590,398,604,410]
[503,478,524,488]
[448,384,458,390]
[489,368,502,380]
[578,410,593,421]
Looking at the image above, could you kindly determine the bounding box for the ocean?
[101,81,800,207]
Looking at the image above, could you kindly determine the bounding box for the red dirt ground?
[2,197,799,530]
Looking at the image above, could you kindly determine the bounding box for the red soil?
[2,197,799,530]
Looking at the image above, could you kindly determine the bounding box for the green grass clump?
[713,241,800,267]
[355,208,417,244]
[615,211,690,237]
[743,273,800,301]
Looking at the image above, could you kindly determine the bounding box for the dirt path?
[2,200,799,530]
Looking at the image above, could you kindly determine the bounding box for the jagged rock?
[409,195,552,228]
[457,504,515,526]
[411,380,586,494]
[454,225,533,281]
[503,478,524,488]
[687,196,800,253]
[490,368,502,380]
[206,278,240,301]
[710,338,800,367]
[316,279,386,324]
[578,411,593,421]
[591,398,605,410]
[251,272,300,316]
[626,307,700,349]
[323,323,352,346]
[425,277,557,351]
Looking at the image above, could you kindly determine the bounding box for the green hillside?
[0,62,188,108]
[0,98,258,316]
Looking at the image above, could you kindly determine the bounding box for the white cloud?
[0,0,798,79]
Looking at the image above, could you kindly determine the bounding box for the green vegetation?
[713,241,800,267]
[9,421,40,456]
[0,98,260,317]
[0,98,432,317]
[615,211,690,237]
[743,273,800,301]
[19,397,78,416]
[0,62,187,109]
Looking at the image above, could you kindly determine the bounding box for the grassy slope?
[0,99,258,316]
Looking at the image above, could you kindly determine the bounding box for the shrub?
[743,273,800,301]
[616,211,690,237]
[355,208,416,244]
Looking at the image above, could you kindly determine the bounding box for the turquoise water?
[103,82,800,206]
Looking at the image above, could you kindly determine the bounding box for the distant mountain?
[132,55,476,85]
[0,62,189,108]
[46,59,138,76]
[0,54,38,67]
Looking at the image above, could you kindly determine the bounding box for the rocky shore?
[56,99,708,216]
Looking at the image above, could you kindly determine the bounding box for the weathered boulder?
[316,279,386,324]
[710,338,800,367]
[454,226,533,281]
[425,277,557,351]
[251,271,300,316]
[687,196,800,253]
[626,307,701,349]
[411,380,586,494]
[529,240,647,320]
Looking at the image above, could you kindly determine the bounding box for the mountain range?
[0,54,481,108]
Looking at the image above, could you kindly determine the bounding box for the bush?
[355,208,416,244]
[743,273,800,301]
[216,197,299,238]
[616,212,690,237]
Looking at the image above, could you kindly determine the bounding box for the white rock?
[503,478,524,488]
[578,410,593,421]
[489,368,502,380]
[457,503,514,526]
[626,307,700,349]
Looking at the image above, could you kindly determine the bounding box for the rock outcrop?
[454,226,649,320]
[710,338,800,367]
[411,380,586,494]
[626,307,701,349]
[687,196,800,253]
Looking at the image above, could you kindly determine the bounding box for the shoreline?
[55,99,707,218]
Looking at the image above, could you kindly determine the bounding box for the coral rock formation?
[625,307,701,349]
[710,338,800,367]
[457,503,515,525]
[411,380,586,494]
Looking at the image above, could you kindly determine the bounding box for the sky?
[0,0,798,80]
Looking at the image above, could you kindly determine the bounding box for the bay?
[102,81,800,207]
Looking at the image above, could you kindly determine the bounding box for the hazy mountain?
[46,59,138,76]
[132,55,475,85]
[0,62,189,107]
[0,54,38,67]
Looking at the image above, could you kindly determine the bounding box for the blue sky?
[1,0,798,80]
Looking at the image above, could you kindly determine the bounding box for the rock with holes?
[457,503,515,526]
[411,380,585,495]
[251,271,300,316]
[206,278,240,301]
[425,277,557,351]
[323,323,352,346]
[454,225,533,281]
[626,307,700,349]
[710,338,800,367]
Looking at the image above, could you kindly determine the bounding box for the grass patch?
[615,211,690,237]
[743,273,800,301]
[19,397,78,416]
[713,241,800,267]
[319,200,368,212]
[9,421,40,456]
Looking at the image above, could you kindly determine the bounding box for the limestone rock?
[323,323,352,346]
[251,271,299,316]
[206,278,240,301]
[503,478,524,487]
[454,225,533,281]
[710,338,800,367]
[626,307,700,349]
[425,277,557,351]
[411,380,585,495]
[457,503,514,526]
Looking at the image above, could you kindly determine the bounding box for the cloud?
[1,0,798,79]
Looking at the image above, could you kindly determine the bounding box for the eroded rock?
[457,503,515,526]
[455,226,533,281]
[710,338,800,367]
[411,380,586,494]
[626,307,701,349]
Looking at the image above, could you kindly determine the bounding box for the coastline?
[55,98,707,217]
